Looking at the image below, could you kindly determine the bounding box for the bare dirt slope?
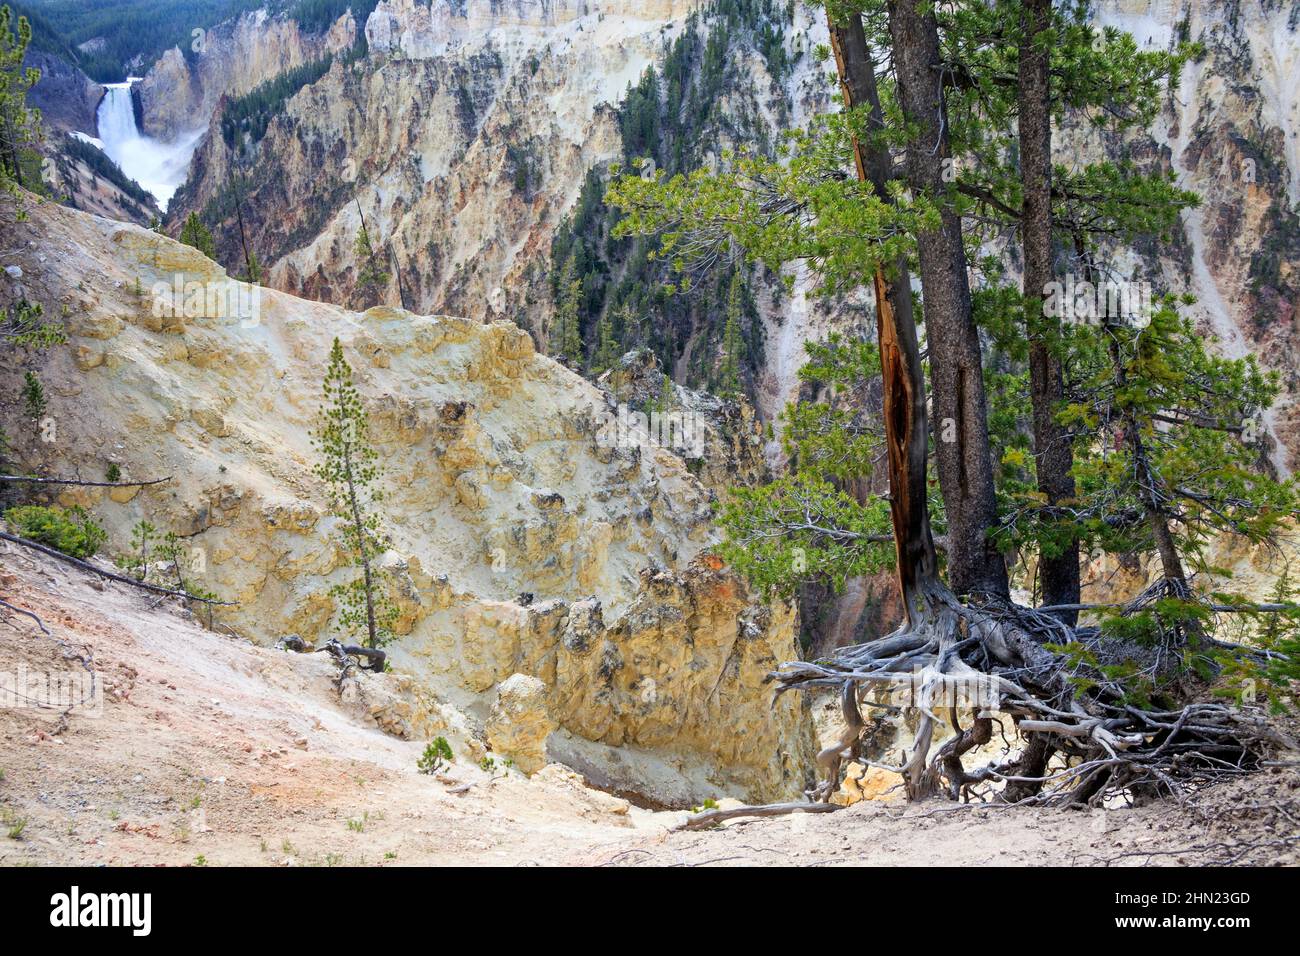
[2,541,1296,867]
[0,540,648,866]
[570,773,1300,867]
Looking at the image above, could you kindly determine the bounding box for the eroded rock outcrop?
[171,0,686,323]
[137,8,357,143]
[599,348,768,494]
[486,673,556,774]
[0,197,815,804]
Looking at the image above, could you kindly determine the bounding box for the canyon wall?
[137,8,358,143]
[22,0,1296,664]
[171,0,700,325]
[1093,0,1300,470]
[0,196,815,805]
[23,49,101,136]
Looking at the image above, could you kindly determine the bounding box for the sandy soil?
[2,538,1297,867]
[568,771,1300,866]
[0,539,646,867]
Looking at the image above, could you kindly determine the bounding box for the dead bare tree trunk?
[825,7,951,800]
[389,243,410,311]
[231,174,257,283]
[827,11,937,612]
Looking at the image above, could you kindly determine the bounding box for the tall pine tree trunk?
[343,446,379,648]
[1019,0,1080,622]
[887,0,1008,601]
[826,10,938,624]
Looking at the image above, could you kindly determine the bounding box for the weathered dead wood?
[0,595,50,634]
[675,801,843,831]
[0,530,233,606]
[317,638,386,673]
[0,474,171,488]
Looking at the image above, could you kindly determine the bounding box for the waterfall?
[95,79,205,211]
[97,82,140,147]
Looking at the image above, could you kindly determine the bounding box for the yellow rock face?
[2,198,814,804]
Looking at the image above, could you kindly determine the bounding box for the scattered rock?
[275,634,311,653]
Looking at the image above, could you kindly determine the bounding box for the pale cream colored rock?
[2,198,817,804]
[531,764,632,823]
[191,404,231,438]
[73,345,104,370]
[137,9,356,142]
[486,673,557,775]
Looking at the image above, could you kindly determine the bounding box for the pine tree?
[353,200,389,303]
[2,299,63,349]
[242,250,262,285]
[126,520,157,583]
[312,338,397,649]
[20,370,44,421]
[718,271,745,398]
[179,212,216,259]
[1060,298,1294,598]
[939,0,1196,624]
[607,0,1300,805]
[594,306,619,373]
[0,6,40,194]
[553,253,583,365]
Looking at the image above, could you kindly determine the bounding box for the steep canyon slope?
[0,195,814,806]
[24,0,1281,663]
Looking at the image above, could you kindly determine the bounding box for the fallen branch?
[317,639,386,673]
[0,474,172,488]
[0,595,51,634]
[0,530,233,606]
[675,801,843,831]
[0,593,98,728]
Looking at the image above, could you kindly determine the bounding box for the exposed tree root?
[770,577,1295,807]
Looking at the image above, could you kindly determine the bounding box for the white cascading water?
[95,79,205,210]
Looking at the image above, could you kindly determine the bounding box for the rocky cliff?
[0,196,816,805]
[160,1,1300,453]
[137,7,358,143]
[26,0,1299,660]
[23,49,101,136]
[170,0,703,324]
[1093,0,1300,470]
[46,1,1300,469]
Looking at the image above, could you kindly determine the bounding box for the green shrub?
[20,372,46,420]
[3,505,106,559]
[416,737,453,775]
